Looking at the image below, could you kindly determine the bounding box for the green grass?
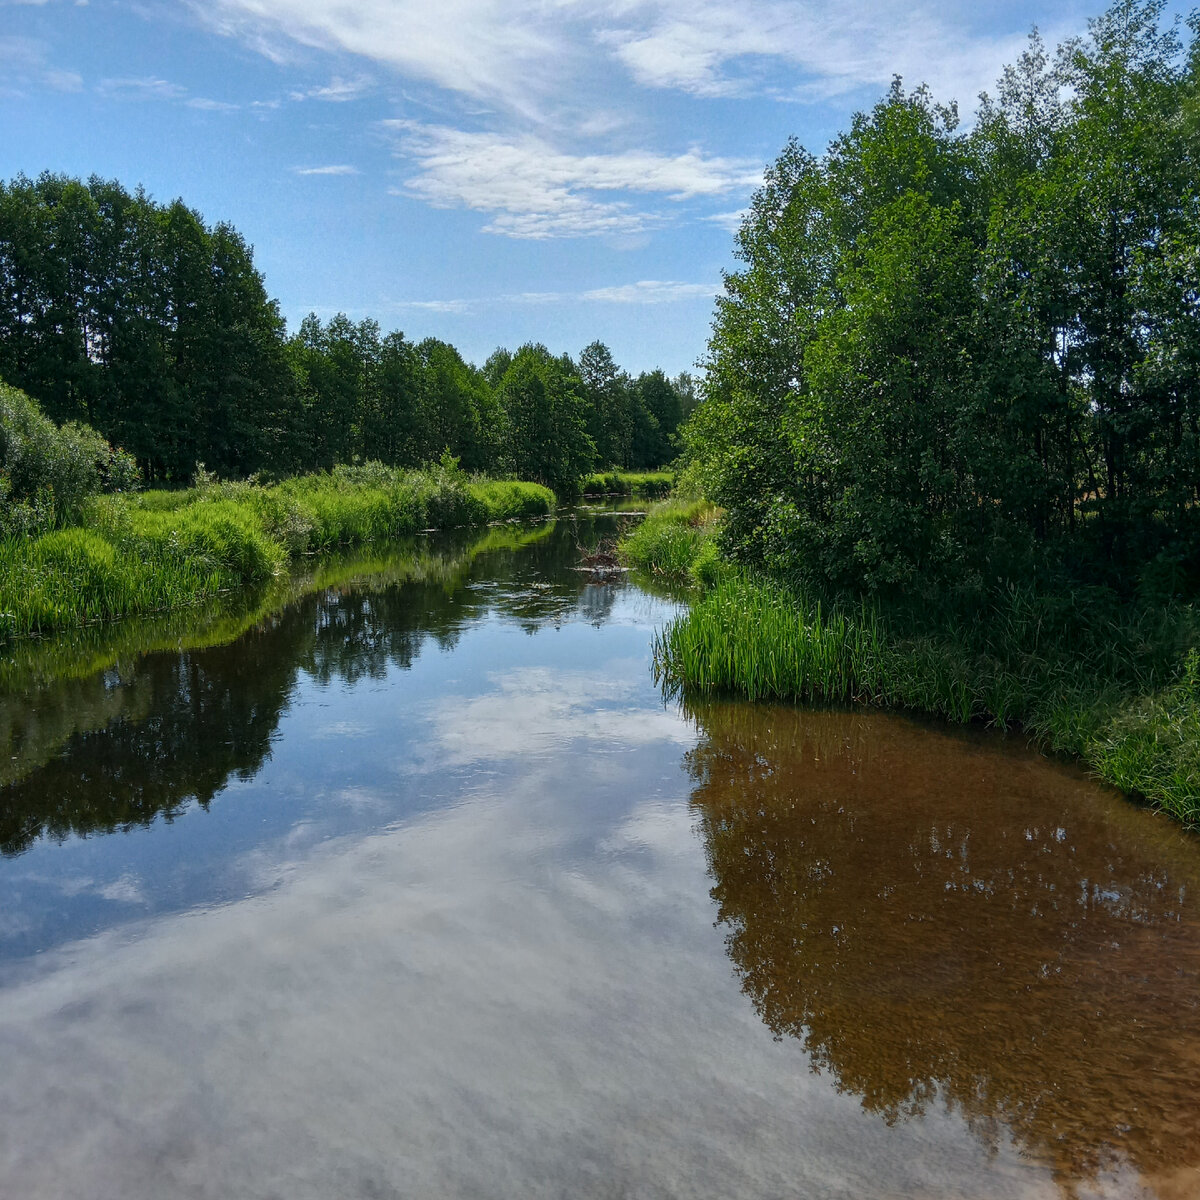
[581,470,674,499]
[618,497,723,583]
[0,464,555,640]
[625,510,1200,827]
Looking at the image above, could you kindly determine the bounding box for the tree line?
[0,174,693,492]
[690,0,1200,594]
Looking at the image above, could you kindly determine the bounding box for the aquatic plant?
[618,497,723,583]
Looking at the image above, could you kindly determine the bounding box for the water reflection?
[0,512,638,858]
[685,700,1200,1192]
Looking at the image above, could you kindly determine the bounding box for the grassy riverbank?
[0,463,554,640]
[623,502,1200,826]
[581,470,674,499]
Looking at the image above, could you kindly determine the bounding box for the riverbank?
[581,470,673,499]
[0,463,554,640]
[621,501,1200,826]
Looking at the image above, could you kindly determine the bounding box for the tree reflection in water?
[685,700,1200,1194]
[0,513,632,857]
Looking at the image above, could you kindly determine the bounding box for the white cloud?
[186,96,239,111]
[0,35,81,93]
[581,280,718,304]
[198,0,1061,116]
[605,0,1055,107]
[703,208,748,232]
[292,163,360,176]
[289,73,373,102]
[387,121,760,239]
[395,299,473,314]
[197,0,571,119]
[390,280,719,314]
[97,75,186,101]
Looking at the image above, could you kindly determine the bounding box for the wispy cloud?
[581,280,718,304]
[198,0,1057,116]
[0,35,82,94]
[604,0,1055,106]
[198,0,569,119]
[703,209,748,232]
[387,121,760,239]
[390,281,719,314]
[97,75,186,101]
[186,96,240,112]
[289,74,373,102]
[292,164,361,176]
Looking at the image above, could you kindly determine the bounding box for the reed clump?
[618,497,723,583]
[0,463,555,640]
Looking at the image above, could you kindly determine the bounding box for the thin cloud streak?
[292,164,361,175]
[389,280,719,314]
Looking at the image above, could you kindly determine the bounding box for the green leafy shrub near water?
[0,454,554,640]
[0,381,139,538]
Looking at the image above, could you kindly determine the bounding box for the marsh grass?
[582,470,674,499]
[0,465,555,640]
[635,515,1200,825]
[618,497,723,583]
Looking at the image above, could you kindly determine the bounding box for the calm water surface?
[1,512,1198,1199]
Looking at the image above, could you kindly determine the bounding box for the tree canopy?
[0,174,690,489]
[689,0,1200,595]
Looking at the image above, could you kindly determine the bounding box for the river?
[0,510,1197,1199]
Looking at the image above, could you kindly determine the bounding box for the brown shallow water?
[685,700,1200,1199]
[0,513,1198,1199]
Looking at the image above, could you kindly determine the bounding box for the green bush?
[0,381,139,535]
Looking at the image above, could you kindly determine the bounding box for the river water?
[0,511,1198,1200]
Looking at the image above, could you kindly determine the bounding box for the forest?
[0,174,693,493]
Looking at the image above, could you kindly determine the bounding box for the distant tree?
[497,343,594,494]
[578,341,631,467]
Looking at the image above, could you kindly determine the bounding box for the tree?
[497,344,594,495]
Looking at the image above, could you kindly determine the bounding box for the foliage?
[0,465,554,639]
[581,470,674,498]
[494,343,595,498]
[0,172,691,492]
[619,497,724,584]
[689,1,1200,595]
[0,380,139,536]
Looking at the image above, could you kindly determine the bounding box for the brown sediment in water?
[684,700,1200,1193]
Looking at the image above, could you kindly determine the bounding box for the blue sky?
[0,0,1184,374]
